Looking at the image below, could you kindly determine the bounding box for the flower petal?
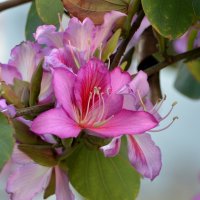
[74,59,111,117]
[8,41,43,82]
[39,71,53,104]
[55,166,75,200]
[89,109,158,137]
[31,108,81,138]
[34,25,64,48]
[100,137,121,157]
[0,64,21,84]
[93,11,126,50]
[53,68,76,117]
[127,134,161,180]
[63,17,95,53]
[110,67,131,93]
[7,163,52,200]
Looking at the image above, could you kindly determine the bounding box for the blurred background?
[0,2,200,200]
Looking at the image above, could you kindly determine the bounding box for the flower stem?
[0,0,32,12]
[142,47,200,77]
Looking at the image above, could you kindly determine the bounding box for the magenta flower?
[3,146,74,200]
[0,41,52,103]
[31,58,158,138]
[34,11,126,73]
[100,71,176,180]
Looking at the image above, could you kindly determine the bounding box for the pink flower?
[3,146,74,200]
[101,71,176,180]
[31,58,158,138]
[34,11,126,73]
[0,41,53,103]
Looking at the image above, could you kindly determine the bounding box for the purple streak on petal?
[93,11,126,51]
[55,166,75,200]
[90,110,158,137]
[53,68,76,118]
[127,133,162,180]
[0,63,22,84]
[34,25,64,48]
[8,41,43,82]
[100,137,121,157]
[74,59,111,116]
[7,163,52,200]
[31,108,81,138]
[110,67,131,93]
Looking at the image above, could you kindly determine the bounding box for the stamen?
[68,40,80,68]
[137,90,146,111]
[93,115,114,128]
[153,94,167,114]
[161,101,177,121]
[83,92,93,121]
[107,57,111,70]
[99,43,103,60]
[149,117,178,132]
[97,92,105,122]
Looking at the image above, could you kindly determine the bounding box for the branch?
[110,10,145,69]
[0,0,32,12]
[135,47,200,77]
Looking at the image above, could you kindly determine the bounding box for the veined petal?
[53,68,76,117]
[8,41,43,82]
[55,166,75,200]
[74,59,111,117]
[7,163,52,200]
[31,108,81,138]
[127,134,161,180]
[110,67,131,93]
[89,109,158,137]
[0,64,21,84]
[34,25,64,48]
[93,11,126,50]
[39,71,53,104]
[100,137,121,157]
[63,17,95,53]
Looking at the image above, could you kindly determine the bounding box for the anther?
[150,116,178,132]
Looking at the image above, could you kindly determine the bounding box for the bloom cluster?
[0,11,176,200]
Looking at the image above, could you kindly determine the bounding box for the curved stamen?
[149,116,178,132]
[68,40,80,68]
[152,94,167,114]
[161,101,177,121]
[93,115,114,128]
[137,89,146,111]
[97,92,105,122]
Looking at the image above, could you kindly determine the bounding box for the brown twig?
[131,47,200,78]
[110,10,145,69]
[0,0,32,12]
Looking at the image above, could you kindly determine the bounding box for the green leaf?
[192,0,200,18]
[141,0,195,39]
[0,82,24,108]
[187,60,200,82]
[102,29,122,61]
[175,64,200,99]
[18,144,57,167]
[29,60,43,106]
[0,113,14,171]
[13,79,30,107]
[35,0,64,25]
[12,120,49,145]
[44,168,56,199]
[66,144,140,200]
[26,2,44,41]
